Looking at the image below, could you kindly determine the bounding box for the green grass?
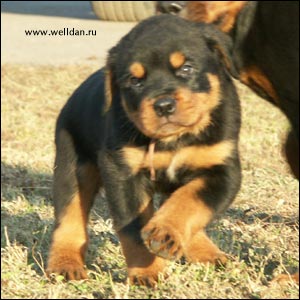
[1,64,299,299]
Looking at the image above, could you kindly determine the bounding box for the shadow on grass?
[225,207,299,227]
[1,161,53,204]
[1,161,114,277]
[208,207,298,280]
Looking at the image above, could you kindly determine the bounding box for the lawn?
[1,64,298,299]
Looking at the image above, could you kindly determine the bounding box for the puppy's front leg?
[100,152,166,286]
[141,165,239,264]
[142,178,212,260]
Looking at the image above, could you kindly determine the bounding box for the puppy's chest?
[121,140,234,182]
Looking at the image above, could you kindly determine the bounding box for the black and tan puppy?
[47,14,241,286]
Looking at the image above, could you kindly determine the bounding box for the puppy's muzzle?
[154,98,176,117]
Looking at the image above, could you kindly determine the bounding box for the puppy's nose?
[154,98,176,117]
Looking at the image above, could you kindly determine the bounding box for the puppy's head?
[106,15,235,141]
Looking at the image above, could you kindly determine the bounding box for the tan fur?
[122,140,234,178]
[273,272,299,284]
[130,62,146,78]
[118,232,167,287]
[166,140,234,180]
[240,65,279,105]
[184,1,247,32]
[47,193,89,280]
[184,230,227,264]
[169,51,186,68]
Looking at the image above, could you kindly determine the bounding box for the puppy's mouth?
[147,113,205,139]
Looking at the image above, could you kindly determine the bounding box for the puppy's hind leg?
[47,129,101,280]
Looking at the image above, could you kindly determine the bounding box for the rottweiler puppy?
[46,14,241,286]
[157,0,299,283]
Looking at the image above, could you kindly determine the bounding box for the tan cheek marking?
[122,97,160,138]
[161,73,221,144]
[167,140,235,180]
[187,73,221,132]
[175,73,220,119]
[138,99,159,136]
[169,51,186,69]
[130,62,145,79]
[201,73,221,109]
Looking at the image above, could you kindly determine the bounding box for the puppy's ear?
[202,25,238,78]
[104,46,117,113]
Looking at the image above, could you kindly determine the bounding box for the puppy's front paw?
[47,251,87,281]
[141,220,184,260]
[128,256,166,287]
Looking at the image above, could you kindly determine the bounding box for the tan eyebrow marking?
[169,51,186,69]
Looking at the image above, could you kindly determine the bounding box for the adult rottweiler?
[46,14,241,286]
[157,0,299,283]
[157,0,299,179]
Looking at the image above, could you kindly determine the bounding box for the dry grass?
[1,64,299,299]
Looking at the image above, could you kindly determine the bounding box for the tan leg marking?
[118,232,167,287]
[47,192,89,280]
[47,157,101,280]
[184,230,227,265]
[118,201,167,286]
[141,178,213,260]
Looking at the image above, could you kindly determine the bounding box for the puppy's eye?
[176,64,194,78]
[129,76,144,88]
